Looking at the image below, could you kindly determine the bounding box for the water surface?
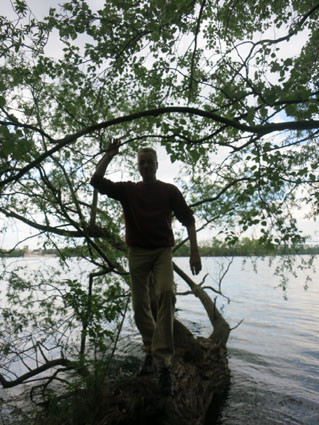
[0,255,318,424]
[174,256,319,425]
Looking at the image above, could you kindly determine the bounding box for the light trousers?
[128,246,175,368]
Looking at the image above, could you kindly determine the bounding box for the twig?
[230,319,244,331]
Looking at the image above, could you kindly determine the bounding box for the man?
[90,145,202,395]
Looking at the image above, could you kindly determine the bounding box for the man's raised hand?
[106,138,121,158]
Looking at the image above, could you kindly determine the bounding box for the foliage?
[0,0,318,415]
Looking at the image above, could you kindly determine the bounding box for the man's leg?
[128,247,156,357]
[151,247,175,369]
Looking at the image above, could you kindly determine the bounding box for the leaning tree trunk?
[95,262,231,425]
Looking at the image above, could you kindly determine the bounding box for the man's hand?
[190,251,202,275]
[106,138,121,158]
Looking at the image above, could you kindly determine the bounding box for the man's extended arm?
[187,224,202,275]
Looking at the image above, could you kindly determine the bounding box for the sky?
[1,0,318,250]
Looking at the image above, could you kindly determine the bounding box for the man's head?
[137,148,158,183]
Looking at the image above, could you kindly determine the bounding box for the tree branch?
[173,261,230,347]
[190,176,253,208]
[0,118,55,143]
[188,0,207,101]
[0,207,126,251]
[1,106,319,188]
[0,358,77,388]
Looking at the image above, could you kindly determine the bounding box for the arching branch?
[1,106,318,189]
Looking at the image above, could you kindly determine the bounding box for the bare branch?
[0,358,76,388]
[230,319,244,331]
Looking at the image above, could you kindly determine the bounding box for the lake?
[0,255,318,424]
[174,256,319,425]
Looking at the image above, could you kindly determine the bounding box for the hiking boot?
[158,367,172,396]
[138,354,155,375]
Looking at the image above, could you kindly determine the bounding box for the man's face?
[137,151,158,182]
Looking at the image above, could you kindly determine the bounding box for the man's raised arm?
[90,140,120,184]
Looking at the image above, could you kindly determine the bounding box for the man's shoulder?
[157,180,183,197]
[156,180,178,190]
[91,177,136,197]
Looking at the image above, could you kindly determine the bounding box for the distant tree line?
[0,248,26,257]
[174,237,319,257]
[0,247,57,257]
[1,238,318,258]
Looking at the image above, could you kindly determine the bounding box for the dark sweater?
[90,176,195,249]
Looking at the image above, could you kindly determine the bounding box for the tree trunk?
[95,263,230,425]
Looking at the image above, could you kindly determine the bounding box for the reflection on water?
[0,256,318,424]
